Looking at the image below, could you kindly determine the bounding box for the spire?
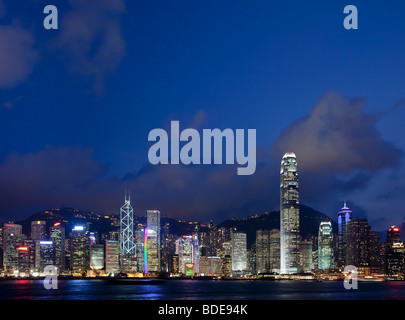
[344,200,347,208]
[128,189,131,203]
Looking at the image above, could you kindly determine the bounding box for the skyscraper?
[231,231,247,274]
[2,223,23,270]
[318,221,334,270]
[385,226,404,276]
[120,191,135,255]
[90,244,105,271]
[50,223,65,273]
[299,240,313,273]
[39,241,54,272]
[146,210,161,273]
[30,221,46,240]
[105,240,120,275]
[269,229,280,273]
[255,229,270,274]
[337,201,352,268]
[70,226,88,276]
[347,218,370,267]
[178,236,194,274]
[280,152,300,274]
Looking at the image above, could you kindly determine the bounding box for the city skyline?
[0,1,405,234]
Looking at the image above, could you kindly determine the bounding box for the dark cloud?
[272,91,400,174]
[0,91,402,227]
[0,22,37,88]
[54,0,126,93]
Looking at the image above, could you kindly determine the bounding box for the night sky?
[0,1,404,232]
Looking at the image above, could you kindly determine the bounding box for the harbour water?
[0,279,404,300]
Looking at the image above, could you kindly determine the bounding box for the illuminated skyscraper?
[318,221,334,270]
[347,218,370,267]
[90,244,105,271]
[385,226,404,276]
[280,152,300,274]
[231,231,247,273]
[2,223,23,270]
[299,240,313,273]
[39,241,54,272]
[120,191,135,255]
[31,221,46,240]
[70,226,88,276]
[50,223,65,273]
[105,240,120,275]
[255,229,270,274]
[178,236,194,274]
[269,229,280,273]
[146,210,161,273]
[337,202,352,268]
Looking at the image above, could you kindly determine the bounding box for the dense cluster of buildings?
[0,153,404,279]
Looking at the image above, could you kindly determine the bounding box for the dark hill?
[218,204,337,248]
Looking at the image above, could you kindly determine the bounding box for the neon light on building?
[144,228,148,274]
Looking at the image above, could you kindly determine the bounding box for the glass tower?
[146,210,161,273]
[318,221,333,270]
[337,201,352,268]
[120,191,135,255]
[231,231,247,273]
[280,152,300,274]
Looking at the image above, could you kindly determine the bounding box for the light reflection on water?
[0,279,405,300]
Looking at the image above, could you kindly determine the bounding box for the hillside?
[218,204,337,247]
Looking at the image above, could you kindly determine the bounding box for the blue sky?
[0,0,405,233]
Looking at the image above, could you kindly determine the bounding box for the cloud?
[0,92,402,228]
[55,0,126,93]
[0,23,37,88]
[272,91,400,174]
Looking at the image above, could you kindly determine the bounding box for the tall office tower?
[17,246,31,274]
[347,218,370,267]
[269,229,280,273]
[385,226,404,276]
[255,230,270,274]
[217,227,231,250]
[134,224,145,272]
[120,191,135,255]
[222,255,232,277]
[178,236,194,274]
[146,210,161,273]
[70,226,88,276]
[231,231,247,273]
[299,240,313,273]
[318,222,334,270]
[208,221,218,256]
[192,227,200,274]
[105,240,120,275]
[24,239,36,272]
[280,152,300,274]
[368,231,383,268]
[247,245,256,272]
[5,233,26,272]
[168,254,179,274]
[90,244,105,271]
[30,221,46,240]
[50,223,65,273]
[2,223,23,270]
[39,241,54,272]
[337,201,352,268]
[120,254,138,274]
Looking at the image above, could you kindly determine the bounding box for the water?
[1,279,405,300]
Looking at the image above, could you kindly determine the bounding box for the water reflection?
[0,279,405,300]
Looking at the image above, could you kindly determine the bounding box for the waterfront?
[0,279,405,300]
